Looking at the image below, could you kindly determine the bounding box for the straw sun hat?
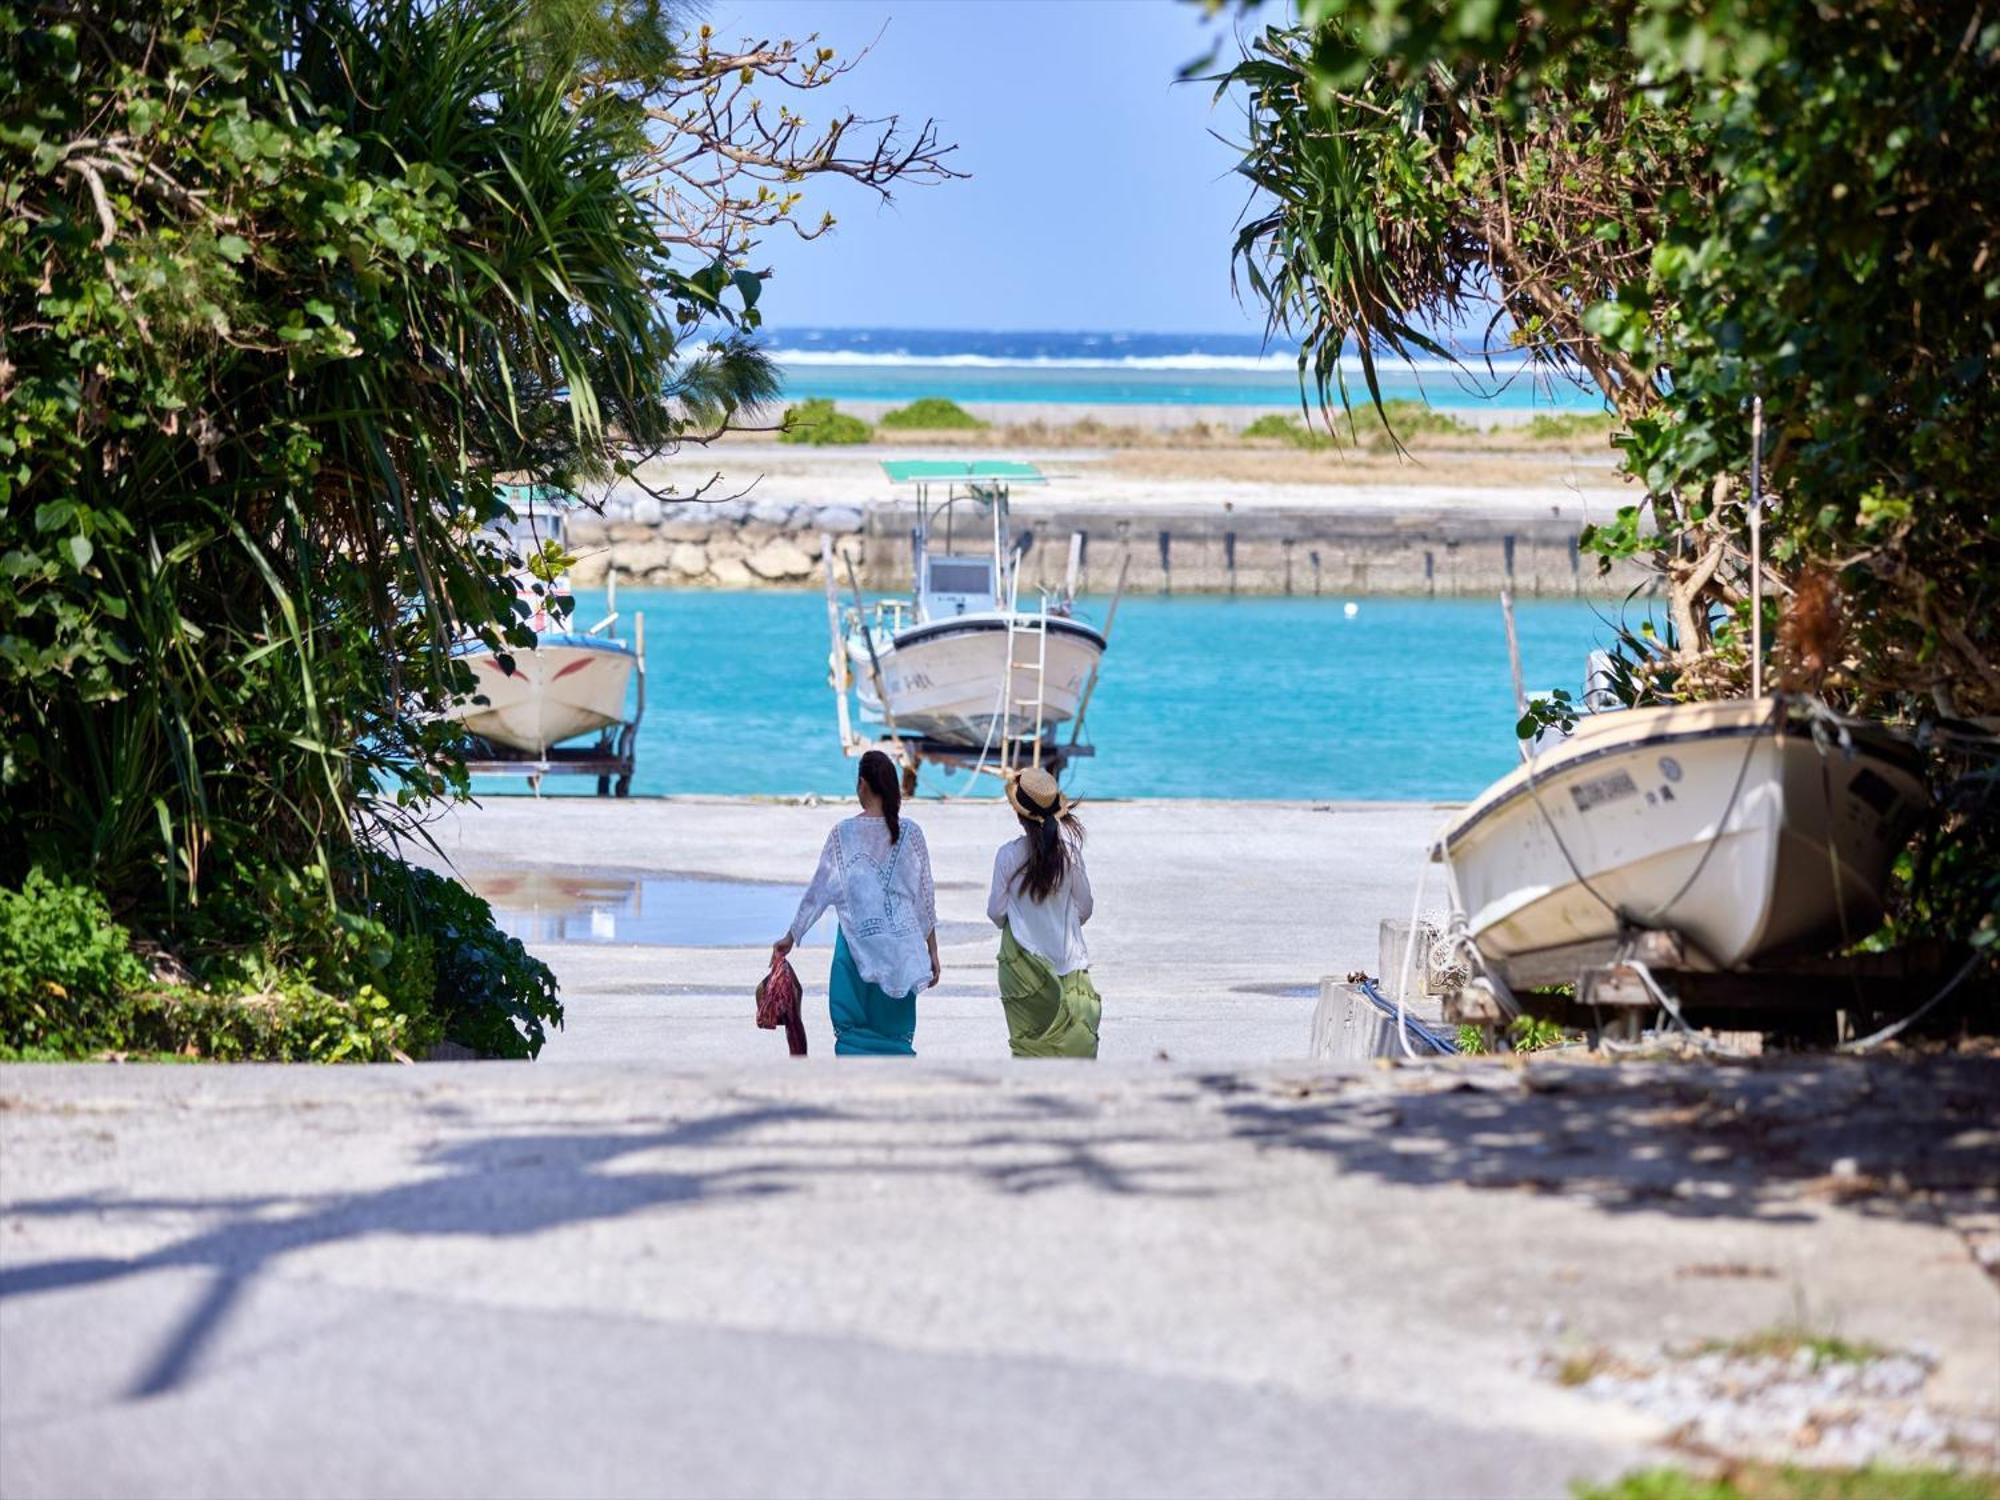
[1005,766,1072,823]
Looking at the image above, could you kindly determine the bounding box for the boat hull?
[449,634,637,755]
[851,614,1106,746]
[1442,699,1927,974]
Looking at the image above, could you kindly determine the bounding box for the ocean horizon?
[768,326,1608,414]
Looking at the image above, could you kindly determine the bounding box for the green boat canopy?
[879,459,1047,485]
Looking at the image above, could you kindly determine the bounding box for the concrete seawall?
[566,487,1653,597]
[861,502,1651,598]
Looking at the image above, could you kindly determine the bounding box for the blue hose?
[1356,976,1459,1055]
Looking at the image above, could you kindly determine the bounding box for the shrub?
[0,870,148,1053]
[0,866,444,1061]
[369,860,562,1059]
[878,397,987,431]
[778,398,872,445]
[1243,413,1322,446]
[129,978,438,1063]
[1525,411,1618,442]
[1360,399,1473,445]
[1242,403,1470,449]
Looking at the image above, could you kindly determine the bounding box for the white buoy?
[1343,600,1360,618]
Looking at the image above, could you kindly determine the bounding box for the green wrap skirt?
[997,920,1101,1058]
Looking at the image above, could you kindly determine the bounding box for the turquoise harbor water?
[472,590,1649,803]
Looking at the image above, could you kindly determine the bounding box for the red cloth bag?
[756,954,807,1056]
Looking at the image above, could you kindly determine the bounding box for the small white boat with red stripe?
[447,486,645,793]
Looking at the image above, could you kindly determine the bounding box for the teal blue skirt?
[829,931,918,1056]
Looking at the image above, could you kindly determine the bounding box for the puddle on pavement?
[460,864,989,950]
[1231,982,1322,999]
[461,865,833,948]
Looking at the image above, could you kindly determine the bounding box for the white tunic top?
[787,815,936,998]
[987,836,1093,975]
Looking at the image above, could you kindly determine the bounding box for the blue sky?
[703,0,1262,334]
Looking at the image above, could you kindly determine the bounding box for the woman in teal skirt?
[772,750,940,1055]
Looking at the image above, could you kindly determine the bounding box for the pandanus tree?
[0,0,951,970]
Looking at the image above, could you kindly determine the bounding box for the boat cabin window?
[923,555,996,617]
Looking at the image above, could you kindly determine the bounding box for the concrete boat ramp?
[3,798,1996,1498]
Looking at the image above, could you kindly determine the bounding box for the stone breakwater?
[567,485,1651,597]
[565,492,864,590]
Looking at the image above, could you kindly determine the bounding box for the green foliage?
[1243,413,1318,445]
[1456,1014,1573,1054]
[0,870,148,1053]
[1517,688,1578,742]
[779,398,873,445]
[0,855,555,1060]
[1698,1326,1886,1370]
[1218,0,2000,963]
[1242,402,1468,449]
[130,977,437,1063]
[1573,1465,2000,1500]
[0,865,439,1060]
[1525,413,1617,443]
[0,0,788,1030]
[878,397,988,431]
[368,860,562,1059]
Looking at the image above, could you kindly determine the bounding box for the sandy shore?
[622,437,1631,526]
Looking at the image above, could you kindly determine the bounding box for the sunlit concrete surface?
[3,1059,1995,1499]
[409,796,1454,1064]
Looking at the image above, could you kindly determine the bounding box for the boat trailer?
[1425,925,1978,1048]
[819,530,1122,795]
[462,603,647,798]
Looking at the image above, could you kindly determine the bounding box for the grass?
[1554,1347,1620,1387]
[877,396,987,431]
[1698,1324,1890,1369]
[1574,1464,2000,1500]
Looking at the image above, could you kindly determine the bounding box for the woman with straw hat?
[987,766,1100,1058]
[773,749,940,1055]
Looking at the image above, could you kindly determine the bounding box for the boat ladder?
[1002,571,1052,771]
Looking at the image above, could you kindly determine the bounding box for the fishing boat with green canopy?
[822,459,1121,785]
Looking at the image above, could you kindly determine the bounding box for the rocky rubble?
[565,485,866,589]
[1544,1343,2000,1471]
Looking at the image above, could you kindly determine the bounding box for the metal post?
[1068,553,1131,748]
[1501,586,1529,760]
[1750,394,1765,701]
[844,551,908,762]
[822,534,853,751]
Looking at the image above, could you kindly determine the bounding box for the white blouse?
[987,837,1093,976]
[787,815,937,998]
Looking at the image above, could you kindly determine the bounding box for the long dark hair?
[1013,803,1084,904]
[857,749,902,844]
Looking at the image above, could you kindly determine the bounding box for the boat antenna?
[1750,393,1764,701]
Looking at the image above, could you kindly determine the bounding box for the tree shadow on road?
[1191,1054,1999,1225]
[0,1086,1215,1398]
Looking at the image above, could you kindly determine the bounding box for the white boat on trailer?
[824,460,1119,785]
[447,485,646,795]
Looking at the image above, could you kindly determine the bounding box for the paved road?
[410,797,1453,1064]
[5,1057,1996,1498]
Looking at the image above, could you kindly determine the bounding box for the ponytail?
[857,749,903,843]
